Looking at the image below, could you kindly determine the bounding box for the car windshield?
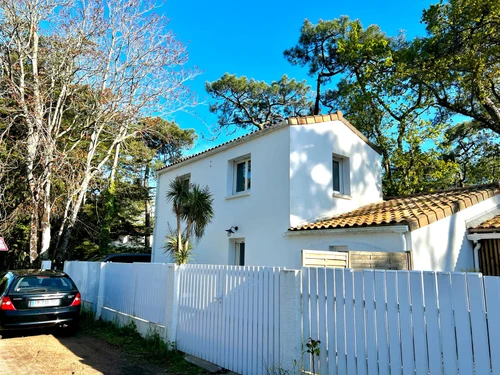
[12,276,74,293]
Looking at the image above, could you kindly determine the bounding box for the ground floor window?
[235,241,245,266]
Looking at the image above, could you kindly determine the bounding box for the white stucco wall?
[289,121,382,227]
[152,126,291,266]
[283,228,406,269]
[410,195,500,272]
[152,120,386,268]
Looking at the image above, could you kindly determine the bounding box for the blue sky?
[160,0,437,155]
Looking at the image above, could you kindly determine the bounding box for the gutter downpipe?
[473,240,481,271]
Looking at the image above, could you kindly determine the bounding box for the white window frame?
[232,156,251,195]
[332,156,343,194]
[234,241,245,266]
[178,173,191,185]
[332,154,351,197]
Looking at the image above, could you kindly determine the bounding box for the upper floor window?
[234,158,251,194]
[332,154,351,196]
[179,173,191,187]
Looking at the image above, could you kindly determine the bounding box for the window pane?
[332,159,340,192]
[247,160,251,190]
[236,162,246,192]
[239,243,245,266]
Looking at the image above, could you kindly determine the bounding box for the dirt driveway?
[0,330,168,375]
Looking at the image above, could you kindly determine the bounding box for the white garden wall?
[66,261,500,375]
[410,195,500,271]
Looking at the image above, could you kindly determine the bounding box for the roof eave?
[286,224,410,236]
[156,121,288,175]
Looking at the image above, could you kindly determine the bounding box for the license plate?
[29,299,60,308]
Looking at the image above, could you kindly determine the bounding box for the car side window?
[0,275,9,295]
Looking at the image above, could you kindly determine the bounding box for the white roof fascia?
[285,225,410,237]
[157,121,288,176]
[467,233,500,241]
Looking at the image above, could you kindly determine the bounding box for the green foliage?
[79,311,204,374]
[163,231,193,265]
[305,338,321,375]
[65,117,196,259]
[284,16,391,115]
[416,0,500,135]
[165,177,214,265]
[439,121,500,186]
[206,73,312,131]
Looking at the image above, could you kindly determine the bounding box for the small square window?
[234,158,251,194]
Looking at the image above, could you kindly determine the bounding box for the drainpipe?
[473,240,481,271]
[400,232,407,252]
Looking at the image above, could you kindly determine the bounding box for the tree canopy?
[206,0,500,196]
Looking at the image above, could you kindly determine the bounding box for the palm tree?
[165,177,191,254]
[165,177,214,264]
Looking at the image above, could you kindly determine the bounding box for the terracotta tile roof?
[470,214,500,232]
[290,183,500,232]
[157,111,381,173]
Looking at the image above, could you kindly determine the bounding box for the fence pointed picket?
[334,268,347,375]
[344,269,357,375]
[273,268,280,371]
[354,271,367,375]
[363,270,377,375]
[386,270,402,375]
[397,271,414,375]
[326,268,337,375]
[409,271,429,375]
[437,272,458,375]
[252,267,259,375]
[318,268,328,375]
[467,273,491,375]
[450,273,474,375]
[423,271,442,375]
[484,276,500,375]
[302,267,312,372]
[374,270,390,375]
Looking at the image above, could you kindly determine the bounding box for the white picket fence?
[64,261,101,309]
[302,267,500,375]
[101,262,169,325]
[65,261,500,375]
[176,265,282,375]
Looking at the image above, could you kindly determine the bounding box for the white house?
[152,111,500,272]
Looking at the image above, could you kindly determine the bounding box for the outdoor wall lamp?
[226,226,238,237]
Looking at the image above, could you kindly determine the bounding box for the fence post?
[279,269,302,371]
[95,262,107,320]
[164,263,180,344]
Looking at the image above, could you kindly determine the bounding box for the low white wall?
[64,261,102,307]
[410,195,500,271]
[100,307,166,339]
[102,262,170,325]
[284,229,406,269]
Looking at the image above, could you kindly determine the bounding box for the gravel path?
[0,330,167,375]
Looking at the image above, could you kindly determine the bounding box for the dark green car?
[0,270,81,334]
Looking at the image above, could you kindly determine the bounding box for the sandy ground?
[0,330,168,375]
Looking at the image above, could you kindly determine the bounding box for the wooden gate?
[479,239,500,276]
[175,265,282,375]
